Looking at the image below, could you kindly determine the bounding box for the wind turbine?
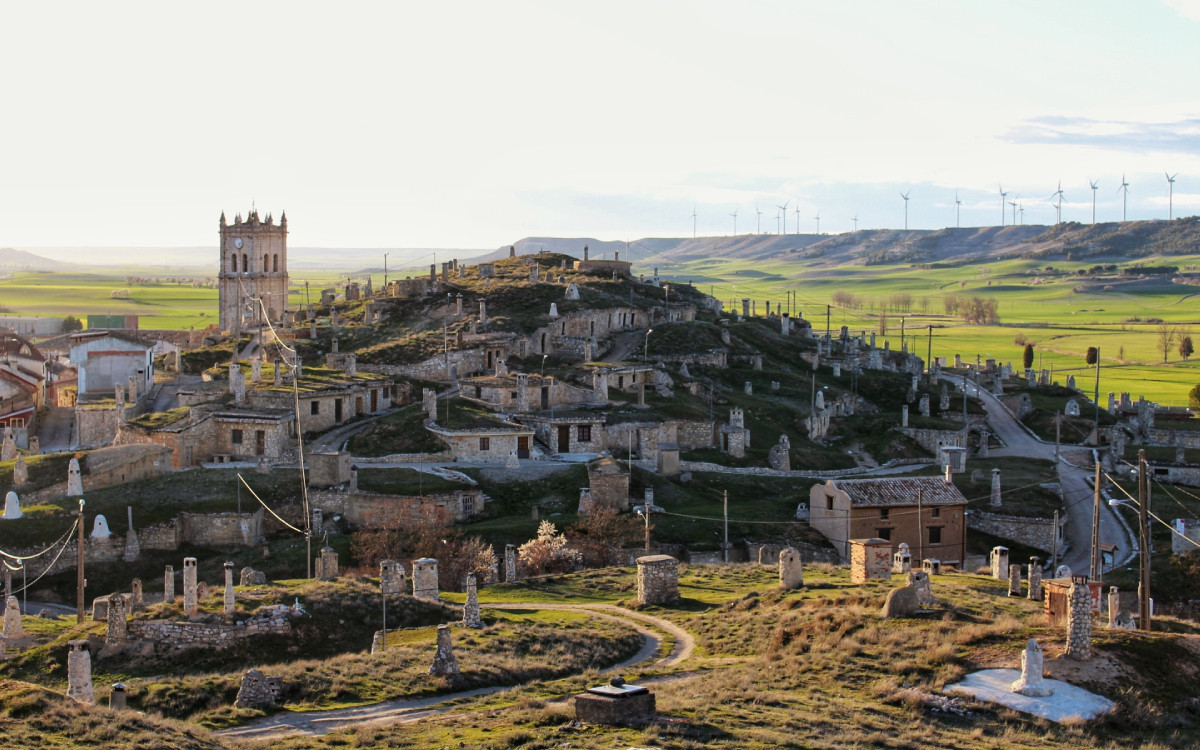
[1166,172,1178,220]
[814,211,821,235]
[1088,179,1099,224]
[775,208,781,235]
[1050,181,1066,224]
[776,201,790,234]
[1019,204,1025,225]
[1118,174,1130,222]
[755,205,763,234]
[794,204,801,234]
[1009,198,1019,226]
[729,208,738,235]
[691,206,697,238]
[954,192,962,228]
[998,184,1008,227]
[852,215,859,232]
[900,190,910,230]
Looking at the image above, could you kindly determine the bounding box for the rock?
[880,586,920,618]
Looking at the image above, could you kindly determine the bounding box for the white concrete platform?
[946,669,1114,723]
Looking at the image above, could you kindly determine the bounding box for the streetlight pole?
[644,329,653,362]
[1138,449,1152,631]
[383,252,389,290]
[76,499,85,624]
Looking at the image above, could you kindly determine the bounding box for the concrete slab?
[946,669,1114,723]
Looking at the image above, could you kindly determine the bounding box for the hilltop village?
[1,211,1200,747]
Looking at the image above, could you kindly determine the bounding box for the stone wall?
[127,608,293,649]
[967,509,1065,555]
[361,349,487,382]
[74,404,120,448]
[652,349,729,368]
[897,427,965,455]
[310,488,482,526]
[1145,428,1200,449]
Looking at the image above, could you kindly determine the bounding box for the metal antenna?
[1166,172,1177,220]
[900,190,910,230]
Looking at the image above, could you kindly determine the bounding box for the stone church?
[218,209,289,333]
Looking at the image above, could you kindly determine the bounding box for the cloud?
[1003,115,1200,153]
[1164,0,1200,22]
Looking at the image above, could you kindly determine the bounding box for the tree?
[1085,347,1099,366]
[351,515,496,592]
[1157,323,1178,362]
[1023,343,1035,371]
[517,521,581,576]
[1190,382,1200,410]
[1180,335,1194,361]
[567,507,641,567]
[61,315,83,332]
[878,312,888,336]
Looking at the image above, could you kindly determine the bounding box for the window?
[578,425,592,442]
[311,401,320,415]
[879,508,890,521]
[479,437,490,451]
[231,254,238,272]
[928,527,942,545]
[826,494,834,510]
[462,494,476,516]
[231,429,243,445]
[932,507,941,518]
[877,528,892,541]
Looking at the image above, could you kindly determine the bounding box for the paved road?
[217,602,694,740]
[602,330,647,363]
[36,406,74,452]
[954,375,1132,573]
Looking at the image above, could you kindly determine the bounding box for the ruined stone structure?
[462,572,483,628]
[505,544,517,582]
[636,555,679,605]
[67,640,95,704]
[164,565,174,603]
[1009,639,1053,696]
[183,557,198,617]
[907,570,934,606]
[778,547,803,589]
[1027,557,1043,601]
[880,584,920,618]
[574,678,657,726]
[105,593,128,649]
[218,209,289,333]
[224,562,236,613]
[1065,576,1093,660]
[849,538,892,583]
[429,624,460,678]
[1108,586,1121,628]
[235,669,287,709]
[990,468,1002,508]
[316,547,339,580]
[380,560,406,595]
[1008,564,1022,596]
[412,557,439,601]
[990,546,1009,579]
[3,595,22,640]
[586,453,630,511]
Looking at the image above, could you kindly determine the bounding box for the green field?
[652,253,1200,405]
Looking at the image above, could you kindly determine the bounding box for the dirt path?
[216,602,695,740]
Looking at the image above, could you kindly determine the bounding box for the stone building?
[218,209,289,333]
[119,406,296,467]
[246,367,394,434]
[809,477,968,567]
[68,331,154,396]
[586,453,630,511]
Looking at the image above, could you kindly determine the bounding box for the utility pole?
[1055,412,1061,464]
[1138,449,1152,631]
[926,325,932,371]
[825,305,831,339]
[76,499,85,624]
[383,251,389,290]
[1090,461,1101,579]
[1051,510,1060,571]
[1093,347,1101,437]
[642,506,652,556]
[723,490,729,564]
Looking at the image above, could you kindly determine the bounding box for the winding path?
[953,375,1132,572]
[216,602,694,740]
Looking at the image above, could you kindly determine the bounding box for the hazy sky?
[2,0,1198,251]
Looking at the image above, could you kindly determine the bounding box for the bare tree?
[1157,323,1178,362]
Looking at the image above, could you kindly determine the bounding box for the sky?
[2,0,1199,255]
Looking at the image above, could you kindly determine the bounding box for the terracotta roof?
[0,331,45,361]
[827,476,967,507]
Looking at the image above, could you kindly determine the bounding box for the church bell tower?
[217,208,289,333]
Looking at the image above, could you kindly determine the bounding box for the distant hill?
[0,247,65,270]
[476,216,1200,271]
